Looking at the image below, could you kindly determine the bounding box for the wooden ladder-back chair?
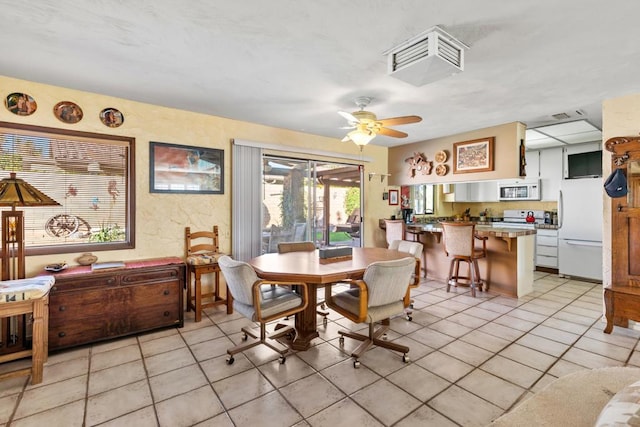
[185,226,232,322]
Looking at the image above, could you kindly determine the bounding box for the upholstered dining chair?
[218,255,308,364]
[384,219,405,246]
[388,239,423,321]
[324,257,416,368]
[440,221,488,297]
[277,241,330,326]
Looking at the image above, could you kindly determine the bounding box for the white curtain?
[231,141,262,261]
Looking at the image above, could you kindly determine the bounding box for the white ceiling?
[1,1,640,148]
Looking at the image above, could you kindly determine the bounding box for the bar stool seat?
[441,222,487,297]
[185,226,233,322]
[0,276,55,384]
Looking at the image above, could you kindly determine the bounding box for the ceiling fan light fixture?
[346,129,376,146]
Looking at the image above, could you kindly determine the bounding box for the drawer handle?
[52,286,57,291]
[163,290,170,295]
[58,332,66,337]
[59,306,66,311]
[107,278,116,284]
[164,311,170,317]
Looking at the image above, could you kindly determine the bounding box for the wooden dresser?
[45,257,184,351]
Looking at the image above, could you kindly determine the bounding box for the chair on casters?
[218,255,308,365]
[277,241,329,326]
[185,226,232,322]
[324,257,416,368]
[441,222,488,297]
[388,239,423,321]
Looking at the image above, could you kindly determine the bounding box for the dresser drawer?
[537,245,558,257]
[536,254,558,268]
[536,235,558,247]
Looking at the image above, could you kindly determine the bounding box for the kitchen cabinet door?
[539,147,562,201]
[525,150,540,179]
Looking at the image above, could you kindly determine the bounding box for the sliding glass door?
[261,156,362,253]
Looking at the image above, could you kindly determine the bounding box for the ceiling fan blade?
[338,110,359,123]
[341,135,352,142]
[378,115,422,126]
[378,127,408,138]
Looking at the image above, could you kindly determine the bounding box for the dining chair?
[277,241,330,326]
[324,257,416,368]
[388,239,423,321]
[218,255,308,364]
[440,221,488,297]
[384,219,405,246]
[185,226,231,322]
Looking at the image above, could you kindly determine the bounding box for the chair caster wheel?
[406,315,413,321]
[382,333,388,341]
[339,337,345,345]
[409,303,414,309]
[286,330,296,340]
[353,360,360,368]
[226,356,235,365]
[323,317,328,327]
[402,354,410,363]
[320,303,326,310]
[241,333,248,341]
[279,356,286,364]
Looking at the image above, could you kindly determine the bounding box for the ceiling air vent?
[384,26,468,87]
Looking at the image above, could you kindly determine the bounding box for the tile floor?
[2,271,640,427]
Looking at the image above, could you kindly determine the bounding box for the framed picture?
[150,141,224,194]
[453,137,495,174]
[388,189,399,205]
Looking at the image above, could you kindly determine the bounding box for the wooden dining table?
[248,247,413,350]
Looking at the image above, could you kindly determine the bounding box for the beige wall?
[387,122,526,187]
[0,75,390,276]
[601,93,640,287]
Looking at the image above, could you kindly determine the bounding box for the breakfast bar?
[404,223,536,298]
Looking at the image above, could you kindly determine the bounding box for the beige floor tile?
[149,364,208,402]
[529,324,580,345]
[14,375,87,419]
[499,344,557,371]
[394,405,458,427]
[573,336,631,361]
[26,356,88,389]
[213,368,274,409]
[541,317,591,335]
[199,353,253,383]
[415,351,473,383]
[357,345,412,377]
[480,356,543,388]
[296,341,349,371]
[460,330,511,353]
[189,335,235,362]
[156,386,224,427]
[530,373,558,393]
[194,412,234,427]
[463,306,503,321]
[88,359,146,396]
[0,394,19,424]
[428,385,503,427]
[0,375,27,398]
[428,319,473,338]
[516,301,558,316]
[560,347,624,369]
[457,368,526,410]
[180,325,224,346]
[137,327,180,343]
[11,399,84,427]
[425,304,459,319]
[351,379,422,426]
[145,347,197,377]
[493,314,538,332]
[407,327,455,349]
[139,334,186,357]
[85,379,152,426]
[478,322,524,342]
[584,327,640,349]
[439,340,493,366]
[98,406,158,427]
[91,344,141,372]
[547,359,588,377]
[228,390,302,427]
[450,294,485,306]
[508,308,549,323]
[46,346,90,365]
[91,336,137,354]
[447,312,489,329]
[387,363,451,401]
[552,310,598,326]
[306,397,384,427]
[320,359,381,395]
[258,354,316,388]
[515,333,570,357]
[280,373,345,418]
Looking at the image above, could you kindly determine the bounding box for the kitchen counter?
[381,220,535,298]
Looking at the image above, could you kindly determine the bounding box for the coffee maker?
[401,208,414,224]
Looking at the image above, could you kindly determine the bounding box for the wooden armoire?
[604,136,640,333]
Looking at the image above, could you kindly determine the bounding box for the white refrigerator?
[558,177,603,281]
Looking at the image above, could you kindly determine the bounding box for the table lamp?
[0,172,60,280]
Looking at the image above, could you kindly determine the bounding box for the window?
[410,184,434,215]
[0,121,135,255]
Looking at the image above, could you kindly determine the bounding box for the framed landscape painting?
[150,142,224,194]
[453,137,494,174]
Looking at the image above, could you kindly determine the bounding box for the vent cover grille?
[385,26,468,87]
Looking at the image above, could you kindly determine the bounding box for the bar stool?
[441,222,487,297]
[0,276,55,385]
[185,226,232,322]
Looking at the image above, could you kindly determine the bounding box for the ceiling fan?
[339,96,422,146]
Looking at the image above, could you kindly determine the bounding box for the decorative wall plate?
[435,150,448,163]
[54,101,83,124]
[5,92,37,116]
[435,164,448,176]
[99,107,124,128]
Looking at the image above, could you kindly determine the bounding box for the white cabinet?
[466,181,498,202]
[539,147,562,201]
[536,228,558,268]
[443,183,470,202]
[525,150,540,179]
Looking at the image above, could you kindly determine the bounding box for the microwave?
[497,179,541,201]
